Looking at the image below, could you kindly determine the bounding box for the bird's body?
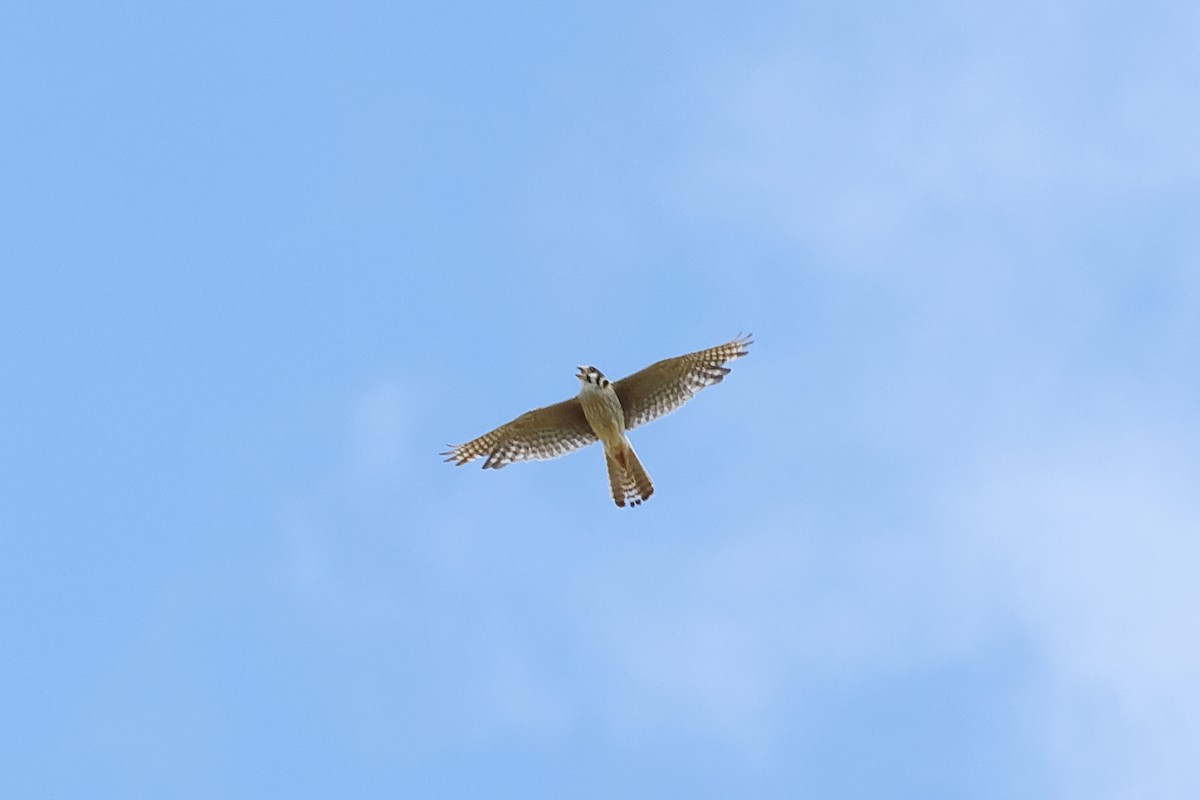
[576,366,654,506]
[442,335,752,507]
[576,368,626,445]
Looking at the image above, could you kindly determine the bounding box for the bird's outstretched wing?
[441,397,598,469]
[613,334,753,430]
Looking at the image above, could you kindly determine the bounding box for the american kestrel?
[442,335,752,507]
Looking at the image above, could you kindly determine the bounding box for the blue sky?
[3,1,1199,797]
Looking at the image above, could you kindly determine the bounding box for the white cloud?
[964,432,1200,798]
[672,2,1200,273]
[571,507,1007,750]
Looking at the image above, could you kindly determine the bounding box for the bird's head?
[576,365,610,388]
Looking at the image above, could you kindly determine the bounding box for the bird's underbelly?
[580,390,626,446]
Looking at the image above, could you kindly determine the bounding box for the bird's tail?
[605,439,654,508]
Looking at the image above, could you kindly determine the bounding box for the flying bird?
[441,335,752,507]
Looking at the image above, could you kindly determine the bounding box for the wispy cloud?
[674,3,1200,275]
[964,428,1200,797]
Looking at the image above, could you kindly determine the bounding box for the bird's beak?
[576,367,587,379]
